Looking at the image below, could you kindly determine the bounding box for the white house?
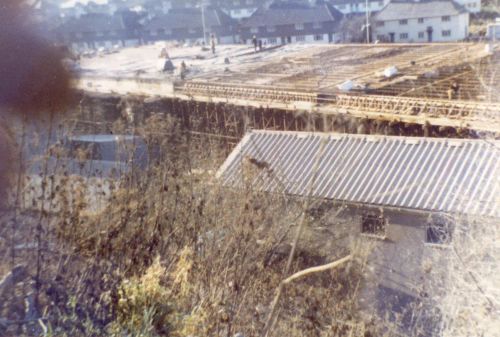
[329,0,390,15]
[373,0,469,43]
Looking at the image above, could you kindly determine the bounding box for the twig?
[261,138,327,337]
[282,255,351,285]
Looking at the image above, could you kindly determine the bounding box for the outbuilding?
[217,130,499,334]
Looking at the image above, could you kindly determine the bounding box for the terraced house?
[55,12,142,52]
[143,7,238,44]
[240,2,344,45]
[373,0,470,43]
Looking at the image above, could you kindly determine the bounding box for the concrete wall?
[374,12,469,42]
[302,202,450,333]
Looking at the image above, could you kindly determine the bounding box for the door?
[427,27,433,42]
[389,32,395,43]
[287,36,292,43]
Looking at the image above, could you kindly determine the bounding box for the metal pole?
[201,1,207,45]
[365,0,370,43]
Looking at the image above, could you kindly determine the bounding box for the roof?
[67,135,143,143]
[57,13,126,33]
[242,3,343,27]
[329,0,382,4]
[212,0,266,10]
[374,0,468,21]
[217,131,500,218]
[144,8,235,31]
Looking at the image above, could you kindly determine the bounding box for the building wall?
[453,0,481,13]
[241,21,339,44]
[299,201,450,333]
[145,28,237,44]
[374,12,469,43]
[70,38,140,52]
[333,0,389,15]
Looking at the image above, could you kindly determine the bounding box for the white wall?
[221,7,258,19]
[374,12,469,43]
[334,0,389,15]
[247,33,334,45]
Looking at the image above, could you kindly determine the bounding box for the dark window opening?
[426,223,451,244]
[362,214,386,236]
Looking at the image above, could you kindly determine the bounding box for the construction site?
[78,42,500,140]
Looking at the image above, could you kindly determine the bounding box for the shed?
[217,130,500,334]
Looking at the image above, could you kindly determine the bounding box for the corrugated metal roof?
[217,131,500,217]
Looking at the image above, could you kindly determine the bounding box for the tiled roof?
[217,131,500,218]
[57,13,126,33]
[145,7,235,31]
[374,0,467,21]
[241,3,343,27]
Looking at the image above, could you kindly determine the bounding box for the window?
[150,30,157,36]
[376,34,385,41]
[418,32,425,38]
[268,37,277,44]
[399,19,408,25]
[418,17,424,23]
[76,32,83,38]
[109,30,118,36]
[250,27,259,33]
[442,15,450,22]
[96,31,104,37]
[361,214,386,237]
[157,28,165,35]
[376,21,384,27]
[426,223,451,244]
[399,33,408,39]
[295,35,306,42]
[295,23,304,30]
[267,26,276,32]
[188,28,197,34]
[314,34,324,41]
[442,30,451,37]
[313,22,322,29]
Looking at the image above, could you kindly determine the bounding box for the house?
[328,0,389,15]
[217,130,499,333]
[240,2,344,45]
[55,12,142,52]
[143,8,238,44]
[211,0,268,20]
[372,0,469,43]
